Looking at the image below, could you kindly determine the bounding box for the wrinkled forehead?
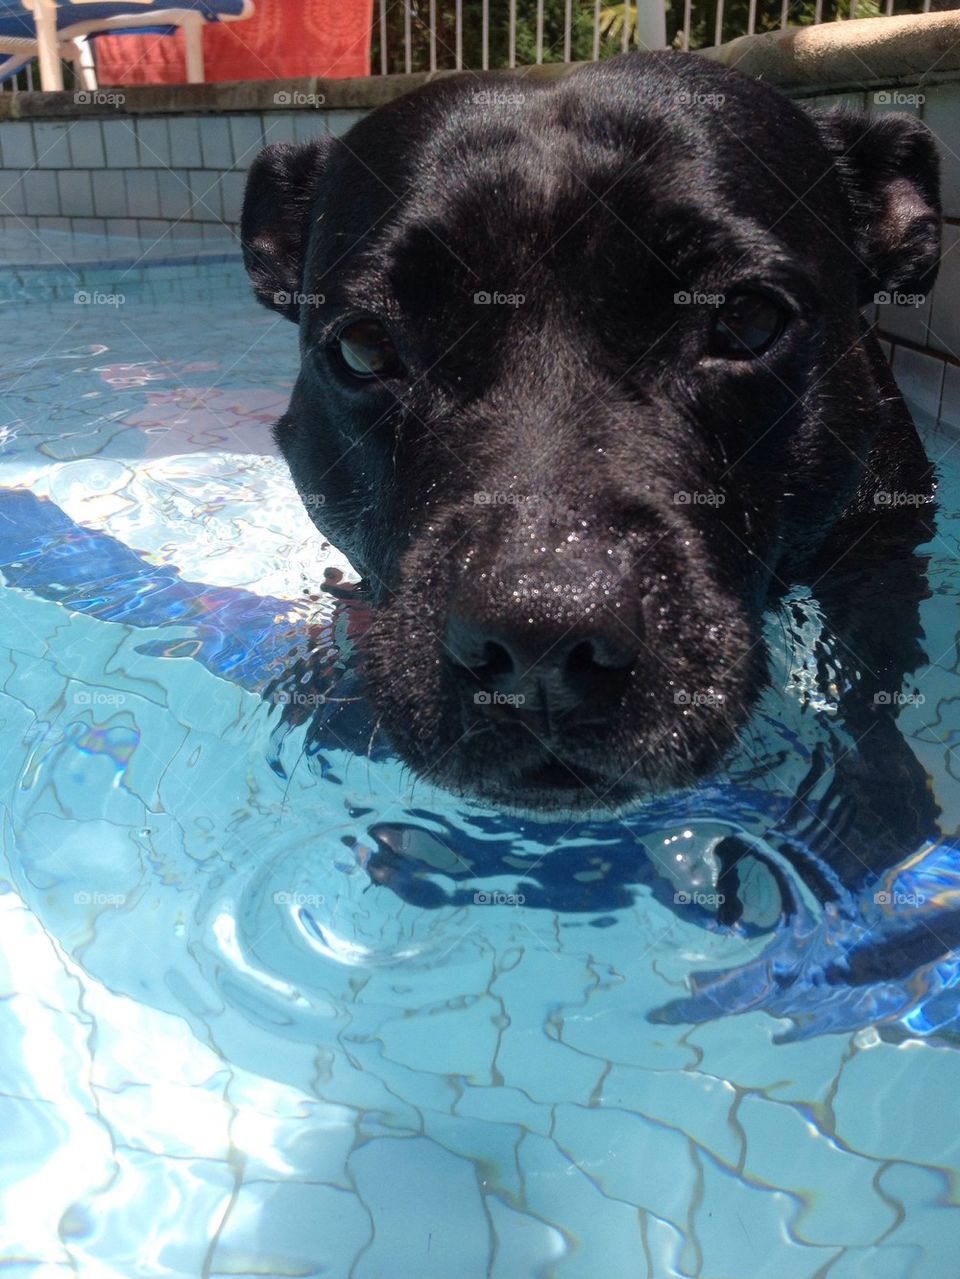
[308,73,831,316]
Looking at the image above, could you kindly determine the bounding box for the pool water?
[2,233,960,1278]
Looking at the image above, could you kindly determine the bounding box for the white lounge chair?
[0,0,255,91]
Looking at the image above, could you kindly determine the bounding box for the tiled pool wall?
[0,252,250,308]
[0,107,364,246]
[0,72,958,432]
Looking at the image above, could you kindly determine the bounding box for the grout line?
[880,331,960,370]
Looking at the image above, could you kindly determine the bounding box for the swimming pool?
[2,231,960,1278]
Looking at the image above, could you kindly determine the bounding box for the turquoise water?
[1,233,960,1278]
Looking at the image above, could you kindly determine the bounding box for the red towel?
[93,0,372,84]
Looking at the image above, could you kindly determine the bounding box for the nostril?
[565,634,639,679]
[446,611,518,685]
[446,599,641,713]
[566,640,598,680]
[476,639,514,681]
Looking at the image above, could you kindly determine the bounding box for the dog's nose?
[446,596,641,722]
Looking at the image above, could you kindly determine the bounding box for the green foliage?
[669,0,892,51]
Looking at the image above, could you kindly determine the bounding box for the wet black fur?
[241,52,941,820]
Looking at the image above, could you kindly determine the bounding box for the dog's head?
[242,53,940,815]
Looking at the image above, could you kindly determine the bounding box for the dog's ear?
[241,137,333,322]
[810,109,941,304]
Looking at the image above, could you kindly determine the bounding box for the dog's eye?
[710,293,786,359]
[335,318,403,379]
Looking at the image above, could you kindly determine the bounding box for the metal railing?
[1,0,955,91]
[1,58,35,91]
[372,0,951,71]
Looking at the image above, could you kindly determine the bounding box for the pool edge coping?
[2,12,960,123]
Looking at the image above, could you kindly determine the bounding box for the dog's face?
[242,53,939,815]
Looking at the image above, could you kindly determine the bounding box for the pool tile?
[22,170,59,217]
[456,1081,552,1136]
[692,1156,821,1279]
[156,169,192,221]
[165,116,202,169]
[137,117,172,168]
[166,220,205,239]
[738,1093,895,1243]
[228,114,264,166]
[349,1136,489,1279]
[0,172,28,216]
[0,121,36,169]
[198,116,232,170]
[515,1130,650,1279]
[90,170,127,219]
[327,110,366,138]
[100,119,139,169]
[67,120,105,170]
[260,111,297,145]
[929,224,960,359]
[125,170,161,221]
[138,218,176,242]
[218,171,246,224]
[940,363,960,432]
[211,1180,370,1277]
[923,83,960,220]
[70,216,107,238]
[293,113,326,145]
[833,1039,960,1165]
[488,1198,566,1279]
[33,121,72,169]
[56,170,94,220]
[891,345,945,425]
[187,171,223,223]
[876,289,931,346]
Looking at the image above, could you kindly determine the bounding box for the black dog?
[241,51,941,825]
